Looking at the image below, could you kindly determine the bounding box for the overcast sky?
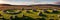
[0,0,59,5]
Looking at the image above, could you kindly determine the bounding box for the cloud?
[0,0,9,4]
[0,0,58,5]
[4,1,33,5]
[0,0,34,5]
[0,0,5,3]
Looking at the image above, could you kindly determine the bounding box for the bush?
[33,10,39,12]
[52,10,60,14]
[36,18,46,20]
[10,16,35,20]
[39,12,47,17]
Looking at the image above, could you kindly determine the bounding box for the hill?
[0,4,60,10]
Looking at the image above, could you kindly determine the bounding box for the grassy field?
[0,9,60,20]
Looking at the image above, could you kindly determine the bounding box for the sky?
[0,0,59,5]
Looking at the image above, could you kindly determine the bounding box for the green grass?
[0,9,60,20]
